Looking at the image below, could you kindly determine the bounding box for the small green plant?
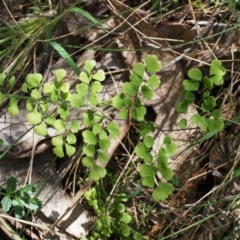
[112,54,175,201]
[0,177,41,218]
[136,135,176,201]
[0,61,106,160]
[0,54,175,201]
[177,59,226,132]
[84,186,133,239]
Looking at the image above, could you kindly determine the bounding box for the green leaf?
[178,118,187,129]
[92,124,102,135]
[210,59,226,77]
[34,122,47,136]
[198,116,209,131]
[60,82,70,93]
[91,81,102,92]
[70,120,80,133]
[116,203,125,212]
[53,79,61,89]
[68,93,84,108]
[97,150,109,162]
[20,185,35,196]
[90,196,99,208]
[26,73,42,88]
[208,119,224,131]
[43,82,53,93]
[83,146,95,157]
[99,130,108,139]
[46,116,55,126]
[26,110,42,124]
[201,96,216,112]
[39,101,49,112]
[142,176,155,188]
[143,135,154,148]
[99,139,110,150]
[82,156,94,168]
[26,100,33,111]
[176,99,191,113]
[6,177,17,194]
[82,130,97,145]
[12,200,25,218]
[53,146,64,157]
[52,136,63,147]
[135,142,148,157]
[120,212,132,224]
[8,76,15,90]
[139,121,155,136]
[157,152,168,169]
[210,75,223,86]
[211,109,221,119]
[145,54,161,72]
[133,232,143,240]
[89,91,99,105]
[183,79,199,91]
[61,93,69,104]
[191,113,202,123]
[184,91,195,101]
[65,143,76,157]
[160,165,173,181]
[152,183,174,201]
[203,76,213,89]
[188,68,202,81]
[130,73,143,87]
[119,109,129,119]
[147,75,161,87]
[120,224,131,237]
[79,72,90,84]
[31,89,42,99]
[53,119,66,132]
[165,143,177,156]
[122,82,138,96]
[143,152,153,164]
[94,113,102,123]
[139,164,155,177]
[76,83,88,94]
[136,97,142,106]
[89,165,107,181]
[48,41,80,75]
[158,147,167,156]
[132,106,146,121]
[107,121,120,139]
[124,97,132,108]
[1,196,12,212]
[66,133,76,144]
[57,104,70,120]
[84,111,95,127]
[112,94,124,109]
[50,89,59,102]
[7,97,19,116]
[203,89,209,97]
[84,60,96,75]
[133,62,145,77]
[54,69,66,82]
[141,85,153,100]
[25,198,41,211]
[0,73,6,86]
[163,136,172,145]
[92,69,105,81]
